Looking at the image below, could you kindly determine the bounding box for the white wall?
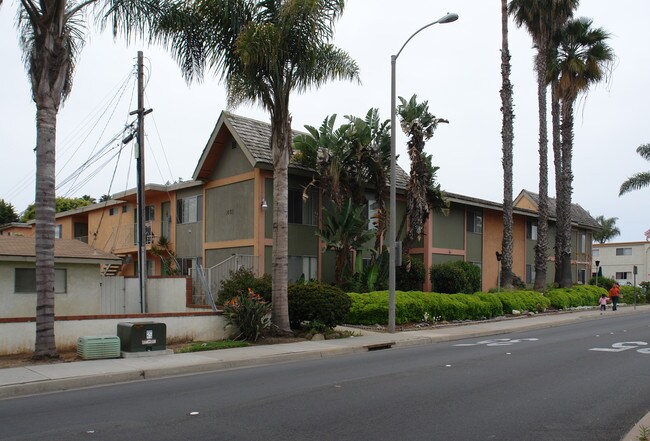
[593,242,650,285]
[1,262,102,317]
[0,314,232,355]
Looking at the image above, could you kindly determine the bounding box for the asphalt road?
[2,314,650,441]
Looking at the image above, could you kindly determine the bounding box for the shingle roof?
[518,189,599,229]
[0,236,121,264]
[223,112,410,188]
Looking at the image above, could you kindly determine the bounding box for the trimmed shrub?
[397,256,426,291]
[218,267,272,305]
[619,285,645,304]
[589,276,617,290]
[430,260,481,294]
[546,285,604,309]
[288,282,351,329]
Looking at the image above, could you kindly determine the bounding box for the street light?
[388,12,459,333]
[496,251,502,292]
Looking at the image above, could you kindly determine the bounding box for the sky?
[1,0,648,242]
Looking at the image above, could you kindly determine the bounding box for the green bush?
[619,285,645,304]
[397,256,426,291]
[346,291,505,325]
[288,282,351,329]
[589,276,617,290]
[218,267,272,305]
[546,285,604,309]
[430,260,481,294]
[223,289,271,342]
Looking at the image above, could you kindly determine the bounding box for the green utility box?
[117,322,166,352]
[77,336,121,360]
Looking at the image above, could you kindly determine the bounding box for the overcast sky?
[1,0,648,242]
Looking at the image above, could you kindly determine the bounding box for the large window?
[145,205,155,221]
[288,255,317,282]
[54,225,62,239]
[467,210,483,234]
[15,268,67,293]
[526,221,538,240]
[526,264,535,284]
[593,249,599,258]
[616,272,630,280]
[578,232,586,253]
[578,269,586,284]
[616,248,632,256]
[288,188,317,226]
[177,195,203,224]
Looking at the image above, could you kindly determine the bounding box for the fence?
[191,255,259,307]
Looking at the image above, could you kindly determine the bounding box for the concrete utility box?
[117,322,166,352]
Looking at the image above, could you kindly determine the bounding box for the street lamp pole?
[388,12,458,333]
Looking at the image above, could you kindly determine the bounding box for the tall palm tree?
[509,0,578,291]
[593,215,620,244]
[550,17,613,287]
[500,0,515,289]
[620,144,650,195]
[155,0,359,333]
[397,95,447,251]
[3,0,156,358]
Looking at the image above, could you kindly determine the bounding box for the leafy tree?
[500,0,515,289]
[99,194,112,202]
[619,144,650,196]
[549,17,613,287]
[509,0,578,291]
[5,0,157,358]
[593,215,620,243]
[20,197,96,222]
[397,94,447,251]
[155,0,359,333]
[0,199,19,225]
[317,198,374,287]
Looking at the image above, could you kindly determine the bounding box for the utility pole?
[132,51,152,313]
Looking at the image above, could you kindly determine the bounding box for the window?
[467,210,483,234]
[109,207,116,216]
[15,268,67,293]
[526,221,538,240]
[578,269,586,284]
[616,248,632,256]
[578,232,586,253]
[122,205,130,213]
[177,195,203,224]
[616,272,630,280]
[288,256,317,282]
[288,188,317,226]
[54,225,62,239]
[593,249,599,258]
[367,198,379,231]
[145,205,155,221]
[526,264,535,284]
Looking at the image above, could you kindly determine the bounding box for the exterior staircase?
[101,263,122,277]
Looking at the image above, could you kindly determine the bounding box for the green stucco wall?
[432,202,464,249]
[205,180,254,242]
[210,136,252,180]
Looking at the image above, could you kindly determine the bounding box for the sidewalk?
[2,305,649,402]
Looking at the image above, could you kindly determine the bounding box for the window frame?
[15,268,67,293]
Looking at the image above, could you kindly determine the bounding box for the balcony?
[111,222,155,252]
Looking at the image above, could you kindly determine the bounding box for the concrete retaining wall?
[0,313,232,355]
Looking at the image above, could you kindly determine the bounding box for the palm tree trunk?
[34,102,59,359]
[559,98,574,288]
[270,107,292,334]
[533,54,549,291]
[500,0,515,289]
[552,81,564,285]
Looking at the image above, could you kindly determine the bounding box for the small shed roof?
[0,236,121,264]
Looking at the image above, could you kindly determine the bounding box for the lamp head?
[438,12,459,24]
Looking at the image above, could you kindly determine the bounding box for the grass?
[177,340,250,353]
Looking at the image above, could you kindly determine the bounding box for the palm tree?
[155,0,359,333]
[294,109,391,256]
[550,17,613,287]
[593,215,620,244]
[509,0,578,291]
[397,95,447,251]
[500,0,515,289]
[620,144,650,195]
[3,0,155,358]
[317,198,374,287]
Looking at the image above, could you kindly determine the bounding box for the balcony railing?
[111,222,155,250]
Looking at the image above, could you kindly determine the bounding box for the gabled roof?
[0,236,121,264]
[193,111,410,187]
[514,189,599,229]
